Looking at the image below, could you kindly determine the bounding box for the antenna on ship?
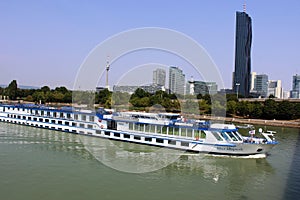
[105,55,110,90]
[243,1,246,12]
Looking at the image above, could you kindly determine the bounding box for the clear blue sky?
[1,0,299,91]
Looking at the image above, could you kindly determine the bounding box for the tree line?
[1,80,300,120]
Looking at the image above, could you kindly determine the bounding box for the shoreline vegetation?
[1,80,300,128]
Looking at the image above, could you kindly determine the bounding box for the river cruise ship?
[0,104,278,156]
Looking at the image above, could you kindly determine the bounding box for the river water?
[0,123,299,200]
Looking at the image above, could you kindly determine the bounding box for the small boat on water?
[0,103,278,156]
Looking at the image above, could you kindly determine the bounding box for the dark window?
[104,132,110,136]
[74,114,78,120]
[114,133,120,137]
[145,137,152,142]
[39,118,43,122]
[181,142,189,147]
[45,119,49,123]
[47,112,50,116]
[60,112,64,118]
[168,140,176,145]
[124,134,130,139]
[51,120,55,123]
[41,111,44,116]
[82,115,86,121]
[134,136,141,140]
[72,122,76,126]
[53,112,57,117]
[28,117,31,120]
[33,118,37,121]
[22,116,26,120]
[87,124,93,129]
[89,116,94,122]
[58,121,62,125]
[65,121,69,126]
[79,123,84,128]
[156,138,164,143]
[67,113,71,119]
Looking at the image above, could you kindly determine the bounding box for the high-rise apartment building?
[290,74,300,98]
[153,68,166,87]
[169,66,185,95]
[232,11,252,97]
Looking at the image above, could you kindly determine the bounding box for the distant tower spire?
[105,55,110,90]
[243,1,246,12]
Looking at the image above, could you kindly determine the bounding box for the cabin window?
[65,121,69,126]
[187,129,193,138]
[67,113,71,119]
[220,132,229,141]
[74,114,78,120]
[58,128,62,131]
[156,138,164,143]
[53,112,57,117]
[168,140,176,145]
[181,142,189,147]
[145,137,152,142]
[212,131,224,141]
[72,122,76,126]
[124,134,130,139]
[145,124,150,132]
[79,123,85,128]
[162,126,168,134]
[104,132,110,136]
[232,131,242,141]
[149,125,155,133]
[195,130,206,139]
[22,116,26,120]
[51,120,55,124]
[173,128,179,136]
[17,115,21,119]
[134,136,141,140]
[39,118,43,122]
[35,110,38,115]
[28,117,32,120]
[129,123,134,130]
[89,116,94,122]
[60,112,64,118]
[33,118,37,121]
[45,119,49,123]
[41,111,44,116]
[181,128,187,137]
[226,131,238,141]
[114,133,120,137]
[47,112,50,116]
[82,115,86,121]
[72,130,77,133]
[157,126,162,134]
[58,121,62,125]
[168,127,174,135]
[87,124,93,129]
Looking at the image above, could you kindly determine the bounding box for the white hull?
[0,104,278,156]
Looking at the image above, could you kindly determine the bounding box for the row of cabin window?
[7,114,94,129]
[115,132,190,147]
[128,123,206,138]
[6,108,95,122]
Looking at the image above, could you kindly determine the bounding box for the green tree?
[6,80,18,100]
[226,100,237,116]
[263,99,278,119]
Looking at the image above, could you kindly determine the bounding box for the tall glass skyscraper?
[233,11,252,97]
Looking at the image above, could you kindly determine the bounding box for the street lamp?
[236,83,240,99]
